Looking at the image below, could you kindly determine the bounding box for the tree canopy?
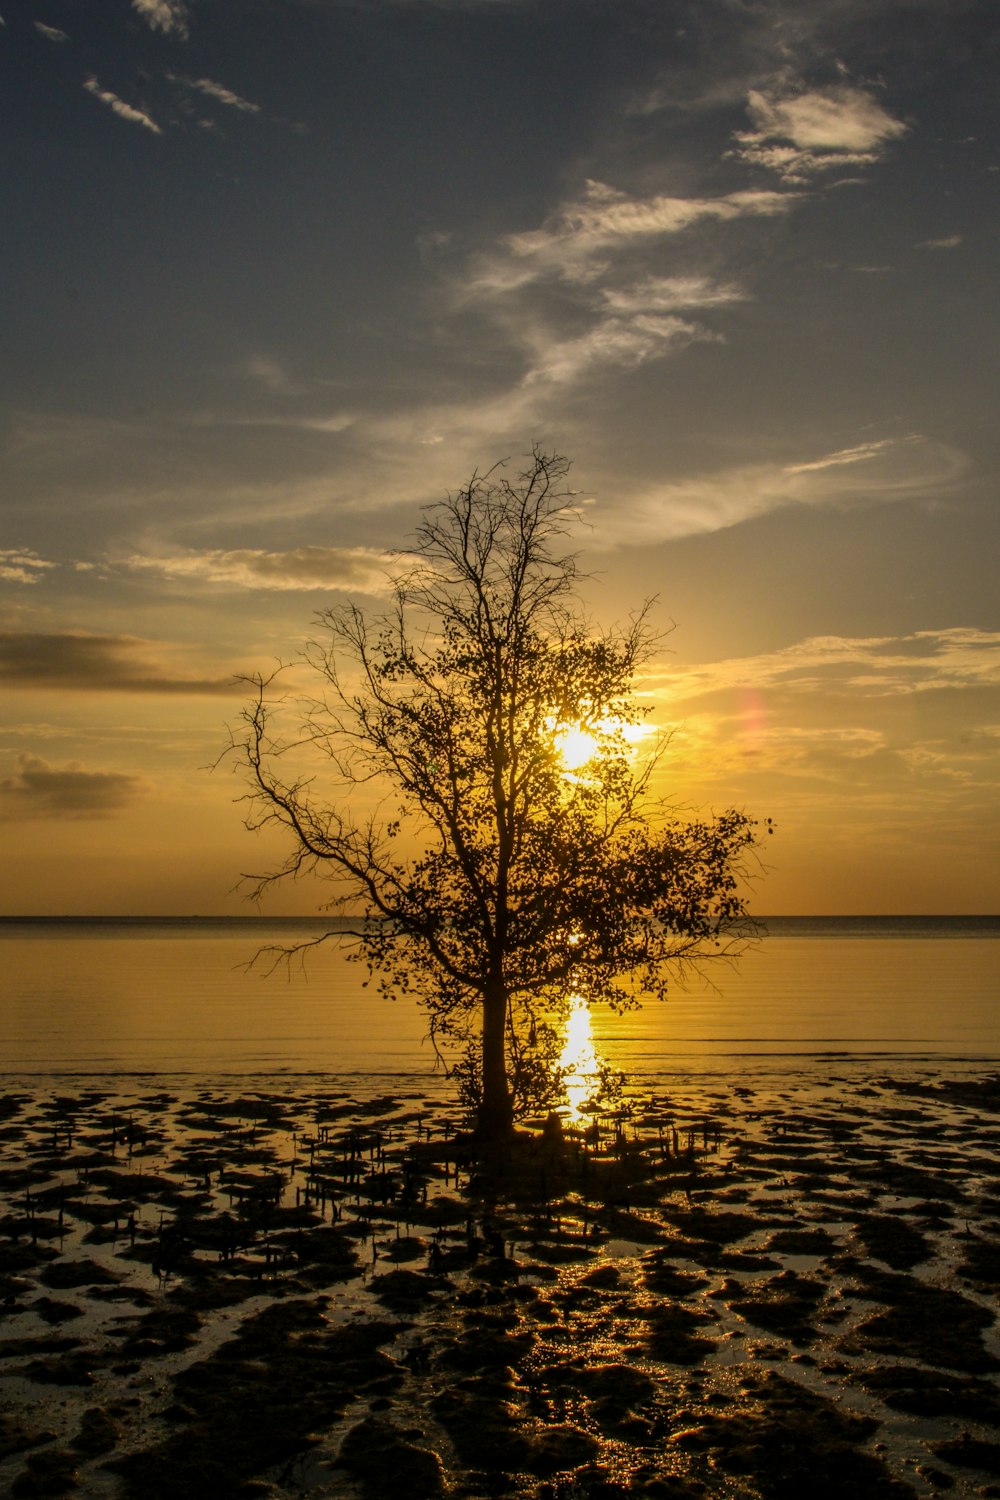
[231,449,766,1137]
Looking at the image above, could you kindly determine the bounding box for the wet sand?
[1,1066,999,1498]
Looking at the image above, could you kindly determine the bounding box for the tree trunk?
[479,975,514,1139]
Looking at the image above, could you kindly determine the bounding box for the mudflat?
[1,1068,998,1498]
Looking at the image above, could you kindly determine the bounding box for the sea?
[0,916,997,1090]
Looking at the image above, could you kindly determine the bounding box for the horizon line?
[1,913,997,923]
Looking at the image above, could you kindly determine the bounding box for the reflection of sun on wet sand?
[1,1068,999,1498]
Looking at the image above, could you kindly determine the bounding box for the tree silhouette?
[231,449,764,1139]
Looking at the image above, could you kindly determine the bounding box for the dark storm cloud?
[0,633,234,695]
[0,755,145,819]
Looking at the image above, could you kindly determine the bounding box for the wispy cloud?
[243,356,298,394]
[653,627,1000,706]
[230,411,358,433]
[169,74,261,115]
[518,273,748,388]
[593,435,967,544]
[465,180,795,295]
[918,235,963,250]
[668,712,997,807]
[132,0,189,38]
[210,274,745,456]
[123,545,396,593]
[0,755,145,819]
[0,550,56,585]
[228,355,346,406]
[600,276,745,315]
[523,314,716,388]
[187,411,964,558]
[0,632,232,694]
[35,26,938,568]
[425,189,769,422]
[732,85,908,182]
[645,628,1000,824]
[34,22,69,43]
[160,66,906,524]
[83,76,162,136]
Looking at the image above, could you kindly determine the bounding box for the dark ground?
[1,1067,999,1498]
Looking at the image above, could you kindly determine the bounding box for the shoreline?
[1,1064,999,1498]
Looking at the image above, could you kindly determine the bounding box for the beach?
[2,1064,999,1498]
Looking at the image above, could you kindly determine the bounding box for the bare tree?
[229,449,766,1139]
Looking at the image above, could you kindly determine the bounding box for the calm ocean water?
[0,916,997,1081]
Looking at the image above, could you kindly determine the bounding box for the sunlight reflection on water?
[558,993,603,1119]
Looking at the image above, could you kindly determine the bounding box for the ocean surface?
[0,916,997,1085]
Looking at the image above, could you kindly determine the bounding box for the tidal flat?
[1,1068,999,1499]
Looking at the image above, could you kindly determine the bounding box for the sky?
[2,0,998,916]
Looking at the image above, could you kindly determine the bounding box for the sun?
[550,715,652,774]
[554,722,601,772]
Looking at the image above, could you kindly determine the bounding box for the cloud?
[684,720,892,785]
[466,180,795,295]
[34,22,69,42]
[652,627,1000,706]
[600,276,745,315]
[918,235,963,250]
[513,275,747,388]
[169,74,261,115]
[732,85,908,182]
[124,545,397,593]
[83,76,162,135]
[0,550,56,585]
[214,359,356,423]
[525,314,716,388]
[746,86,907,151]
[438,188,765,412]
[245,356,294,393]
[132,0,189,37]
[783,440,906,474]
[236,275,743,433]
[595,434,967,544]
[0,755,145,820]
[254,412,358,433]
[645,627,1000,817]
[670,710,995,805]
[0,632,233,694]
